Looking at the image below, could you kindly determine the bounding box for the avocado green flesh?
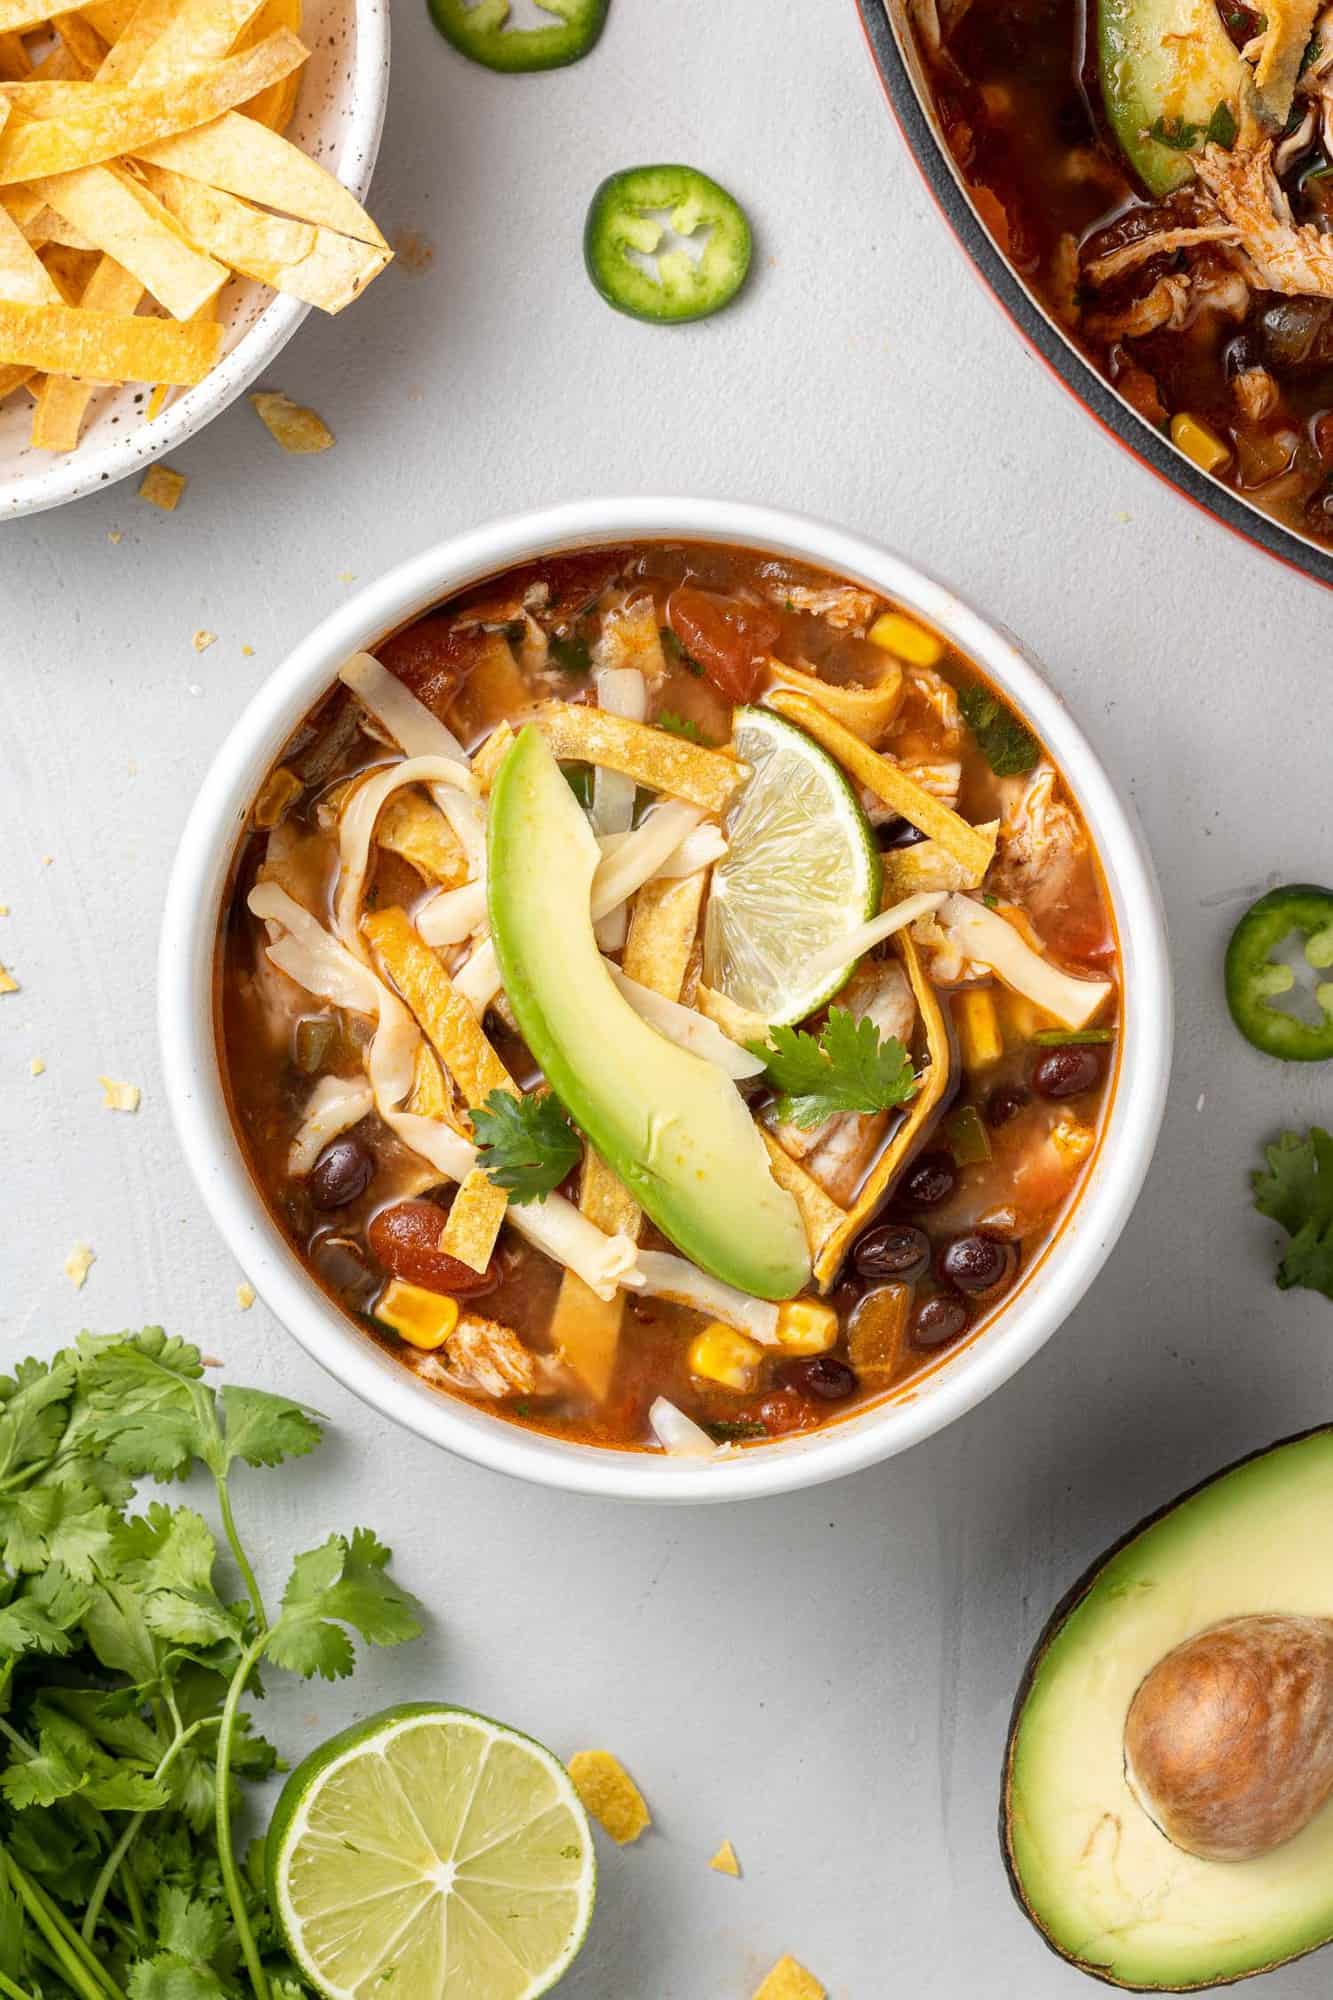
[487,726,809,1302]
[1098,0,1246,196]
[1006,1430,1333,1989]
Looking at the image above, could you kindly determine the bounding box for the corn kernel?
[999,990,1058,1042]
[687,1323,764,1390]
[1051,1117,1095,1165]
[774,1297,839,1355]
[1170,412,1231,476]
[868,611,943,668]
[376,1280,460,1350]
[954,988,1003,1069]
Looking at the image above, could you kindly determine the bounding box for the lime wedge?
[703,704,881,1026]
[267,1704,595,2000]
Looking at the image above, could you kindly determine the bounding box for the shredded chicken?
[991,764,1085,909]
[595,595,667,680]
[1086,274,1193,341]
[900,758,962,807]
[900,663,962,742]
[1233,364,1280,419]
[447,1313,537,1398]
[1195,139,1333,294]
[768,583,878,630]
[1083,223,1242,287]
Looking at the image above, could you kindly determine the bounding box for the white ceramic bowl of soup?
[0,0,389,521]
[159,498,1172,1503]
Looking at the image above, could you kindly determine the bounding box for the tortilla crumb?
[337,570,356,583]
[139,465,186,511]
[242,644,255,657]
[64,1244,95,1290]
[567,1751,651,1845]
[752,1956,825,2000]
[29,1058,44,1076]
[0,962,17,994]
[709,1840,741,1877]
[98,1077,140,1113]
[236,1282,256,1310]
[0,904,9,915]
[249,391,334,455]
[193,629,218,654]
[108,529,122,544]
[391,228,435,275]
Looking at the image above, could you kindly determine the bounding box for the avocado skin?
[487,726,809,1301]
[999,1425,1333,1991]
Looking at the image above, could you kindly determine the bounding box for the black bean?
[900,1150,958,1208]
[853,1222,931,1283]
[1031,1046,1105,1099]
[307,1135,374,1210]
[937,1233,1018,1299]
[911,1294,969,1348]
[782,1355,859,1402]
[985,1083,1029,1128]
[874,815,929,851]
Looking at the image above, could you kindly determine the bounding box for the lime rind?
[703,704,881,1027]
[268,1703,595,2000]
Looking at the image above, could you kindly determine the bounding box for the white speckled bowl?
[160,499,1173,1505]
[0,0,389,520]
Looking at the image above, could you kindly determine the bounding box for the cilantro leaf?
[0,1563,91,1657]
[114,1505,244,1652]
[265,1528,424,1681]
[655,710,706,744]
[217,1386,322,1470]
[958,684,1039,777]
[1253,1126,1333,1299]
[472,1089,581,1204]
[747,1007,919,1128]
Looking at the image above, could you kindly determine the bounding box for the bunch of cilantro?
[0,1328,423,2000]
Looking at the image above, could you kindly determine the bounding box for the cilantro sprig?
[747,1008,919,1129]
[1253,1126,1333,1300]
[472,1089,582,1203]
[0,1330,423,2000]
[654,711,706,745]
[958,684,1039,778]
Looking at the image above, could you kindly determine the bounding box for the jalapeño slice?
[1225,884,1333,1061]
[428,0,608,72]
[584,164,752,323]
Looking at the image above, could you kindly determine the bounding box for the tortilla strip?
[0,30,305,182]
[34,161,226,315]
[0,0,72,31]
[880,823,997,901]
[533,703,744,814]
[30,248,138,447]
[0,297,219,378]
[760,1129,845,1266]
[622,869,705,1004]
[762,656,903,744]
[0,361,31,394]
[0,187,61,297]
[441,1167,507,1273]
[374,786,468,888]
[138,111,386,246]
[142,161,388,310]
[238,0,300,128]
[551,1148,640,1402]
[130,0,265,87]
[53,10,106,72]
[471,720,515,792]
[447,632,528,745]
[82,0,139,40]
[94,0,181,81]
[767,688,994,880]
[364,905,515,1112]
[0,31,29,77]
[812,933,952,1287]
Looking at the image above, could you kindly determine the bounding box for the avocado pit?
[1124,1614,1333,1862]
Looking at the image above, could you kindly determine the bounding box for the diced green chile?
[1225,884,1333,1060]
[584,164,752,323]
[428,0,608,72]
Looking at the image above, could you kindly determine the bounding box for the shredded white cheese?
[334,754,477,955]
[416,879,490,948]
[605,962,764,1079]
[936,894,1113,1030]
[590,801,703,922]
[288,1073,375,1176]
[632,1250,780,1344]
[801,891,949,990]
[649,1396,725,1459]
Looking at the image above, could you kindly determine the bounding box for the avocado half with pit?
[1002,1428,1333,1989]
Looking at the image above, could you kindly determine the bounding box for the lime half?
[704,704,881,1026]
[267,1704,595,2000]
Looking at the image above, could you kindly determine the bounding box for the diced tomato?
[377,616,478,718]
[667,587,781,703]
[1044,905,1118,965]
[367,1199,499,1296]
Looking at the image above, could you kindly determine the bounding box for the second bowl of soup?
[162,499,1170,1500]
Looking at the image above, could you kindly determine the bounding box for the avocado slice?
[487,725,810,1301]
[1099,0,1248,196]
[1003,1428,1333,1989]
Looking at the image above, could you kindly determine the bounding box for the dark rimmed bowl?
[855,0,1333,591]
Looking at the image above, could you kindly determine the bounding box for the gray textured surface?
[2,0,1333,1992]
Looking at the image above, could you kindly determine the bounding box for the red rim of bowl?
[853,0,1333,594]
